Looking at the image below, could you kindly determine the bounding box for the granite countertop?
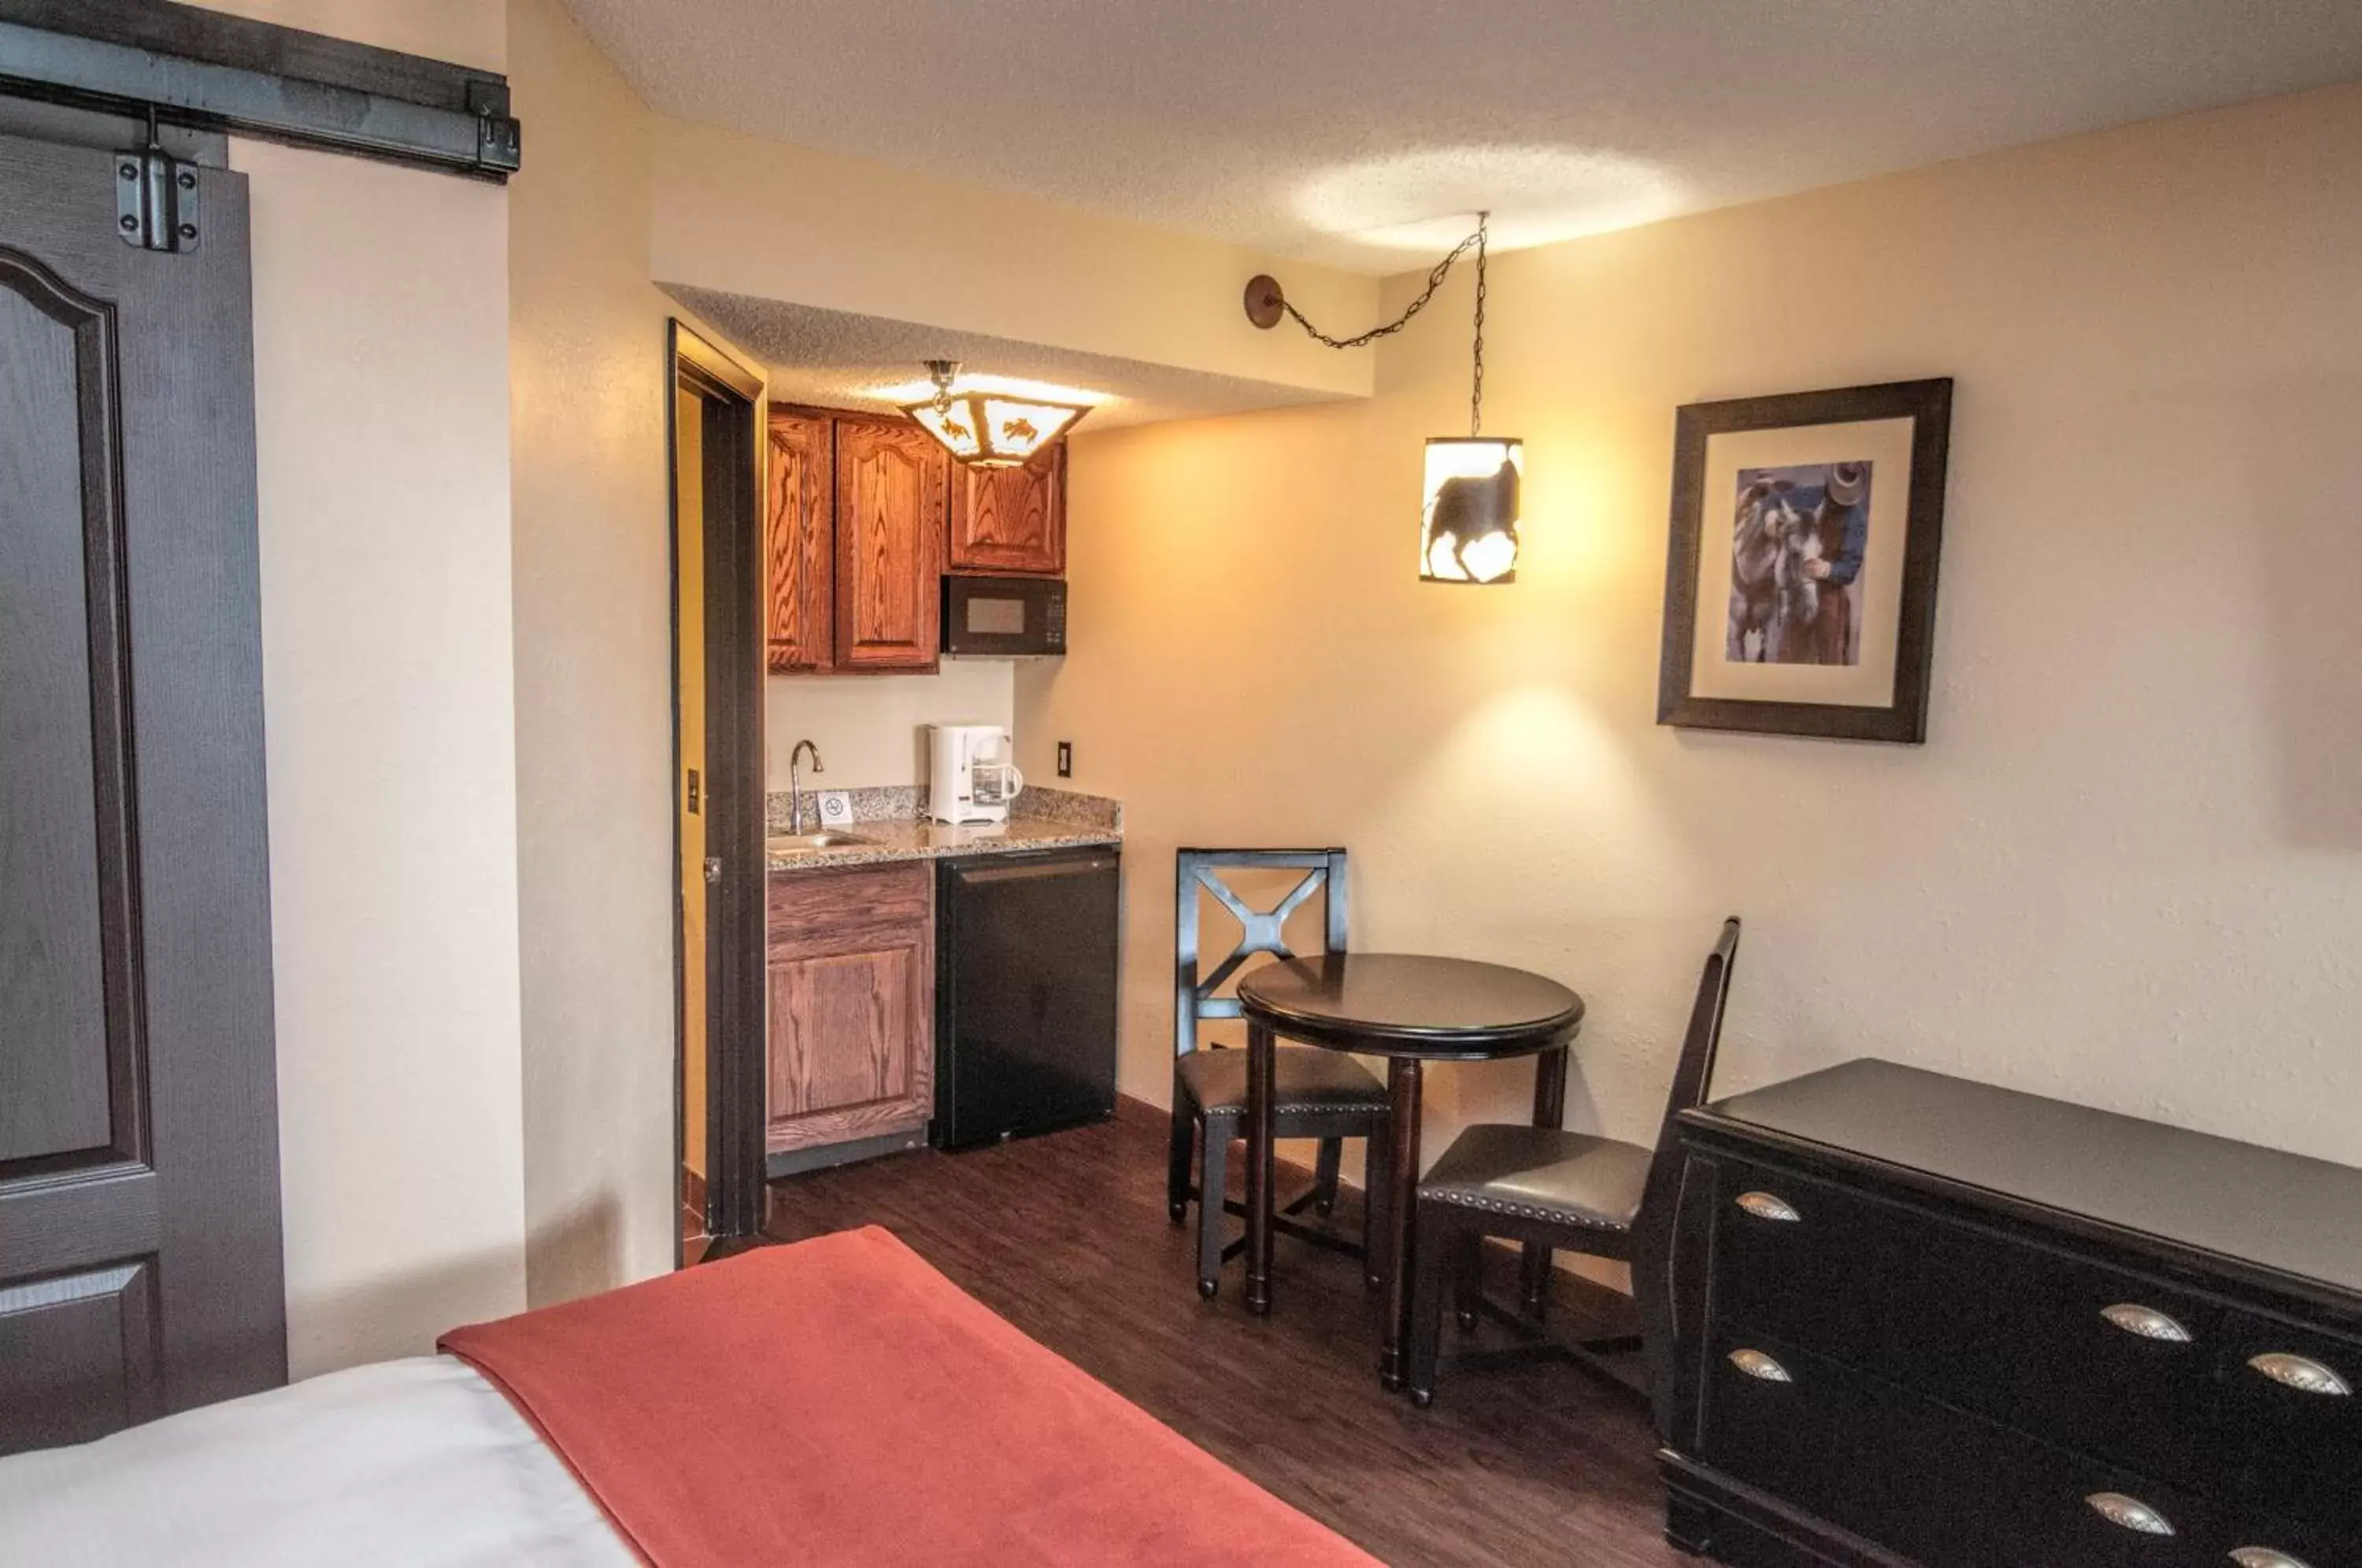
[765,785,1121,872]
[766,815,1120,871]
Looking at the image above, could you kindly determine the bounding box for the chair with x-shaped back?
[1169,849,1393,1300]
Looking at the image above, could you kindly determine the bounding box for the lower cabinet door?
[1704,1329,2213,1568]
[765,864,934,1155]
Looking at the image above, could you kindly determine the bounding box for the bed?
[0,1226,1376,1566]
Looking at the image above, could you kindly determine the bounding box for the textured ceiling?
[665,287,1343,427]
[568,0,2362,273]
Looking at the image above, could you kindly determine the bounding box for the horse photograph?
[1727,460,1871,665]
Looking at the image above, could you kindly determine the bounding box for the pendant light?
[1243,212,1522,583]
[900,360,1090,469]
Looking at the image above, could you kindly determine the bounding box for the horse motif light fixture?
[900,360,1090,469]
[1244,213,1521,583]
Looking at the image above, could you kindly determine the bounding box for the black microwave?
[941,575,1066,658]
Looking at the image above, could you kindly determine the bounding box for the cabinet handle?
[2100,1303,2193,1343]
[2248,1352,2352,1396]
[2230,1550,2315,1568]
[1727,1348,1793,1383]
[2085,1492,2175,1537]
[1734,1191,1801,1222]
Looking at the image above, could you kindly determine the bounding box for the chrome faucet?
[788,739,824,834]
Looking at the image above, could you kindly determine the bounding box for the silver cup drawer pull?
[2248,1352,2352,1396]
[2230,1549,2316,1568]
[2085,1492,2175,1537]
[1727,1348,1793,1383]
[1734,1191,1801,1222]
[2100,1303,2194,1343]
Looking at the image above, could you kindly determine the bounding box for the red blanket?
[440,1226,1379,1566]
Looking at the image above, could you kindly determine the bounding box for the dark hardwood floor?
[762,1106,1687,1568]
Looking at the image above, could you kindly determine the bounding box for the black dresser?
[1659,1060,2362,1568]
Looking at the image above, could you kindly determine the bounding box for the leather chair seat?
[1176,1045,1389,1117]
[1419,1124,1651,1234]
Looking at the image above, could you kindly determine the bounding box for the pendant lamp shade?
[1420,437,1523,583]
[901,361,1088,468]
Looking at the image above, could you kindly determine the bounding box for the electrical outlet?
[816,790,855,828]
[1056,741,1072,778]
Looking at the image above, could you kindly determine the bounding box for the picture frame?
[1657,377,1953,744]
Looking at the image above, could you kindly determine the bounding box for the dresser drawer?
[1703,1329,2216,1568]
[1712,1158,2224,1489]
[2215,1309,2362,1540]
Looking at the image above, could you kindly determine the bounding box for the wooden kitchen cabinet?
[765,862,933,1158]
[948,442,1065,575]
[765,409,834,672]
[833,415,945,671]
[764,408,945,674]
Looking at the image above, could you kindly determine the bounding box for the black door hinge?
[114,144,198,253]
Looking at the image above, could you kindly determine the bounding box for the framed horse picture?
[1657,378,1953,743]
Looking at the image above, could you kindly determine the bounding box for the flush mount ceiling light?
[900,359,1089,469]
[1246,212,1521,584]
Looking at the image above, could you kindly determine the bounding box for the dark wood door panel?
[0,1259,160,1453]
[1,131,283,1446]
[0,246,147,1181]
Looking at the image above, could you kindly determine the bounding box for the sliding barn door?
[0,131,283,1453]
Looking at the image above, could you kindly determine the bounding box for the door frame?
[668,320,765,1256]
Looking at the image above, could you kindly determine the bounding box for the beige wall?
[507,5,1385,1309]
[646,118,1379,401]
[218,0,526,1375]
[1020,84,2362,1195]
[506,0,689,1305]
[766,664,1016,791]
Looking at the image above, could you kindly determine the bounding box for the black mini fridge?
[932,846,1120,1150]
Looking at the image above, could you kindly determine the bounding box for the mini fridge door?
[934,848,1120,1149]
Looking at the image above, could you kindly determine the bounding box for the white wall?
[1021,83,2362,1200]
[765,664,1016,790]
[213,0,528,1374]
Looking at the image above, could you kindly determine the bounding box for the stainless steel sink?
[767,831,871,852]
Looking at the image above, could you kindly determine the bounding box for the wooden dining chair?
[1403,918,1741,1414]
[1169,849,1393,1300]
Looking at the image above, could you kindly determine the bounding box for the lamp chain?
[1276,219,1489,351]
[1470,211,1488,437]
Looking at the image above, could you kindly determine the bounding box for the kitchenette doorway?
[669,321,767,1259]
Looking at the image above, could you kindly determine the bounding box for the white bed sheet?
[0,1355,639,1566]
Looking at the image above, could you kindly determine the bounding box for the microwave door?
[942,576,1066,657]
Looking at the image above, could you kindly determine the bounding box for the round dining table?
[1235,952,1586,1392]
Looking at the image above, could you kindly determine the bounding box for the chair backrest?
[1174,848,1348,1060]
[1628,917,1742,1444]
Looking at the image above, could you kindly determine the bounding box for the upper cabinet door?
[834,416,945,671]
[765,410,834,673]
[949,442,1065,576]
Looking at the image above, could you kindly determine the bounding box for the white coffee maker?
[927,723,1024,825]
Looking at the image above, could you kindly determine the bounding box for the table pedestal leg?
[1379,1056,1424,1391]
[1521,1044,1570,1318]
[1244,1020,1275,1316]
